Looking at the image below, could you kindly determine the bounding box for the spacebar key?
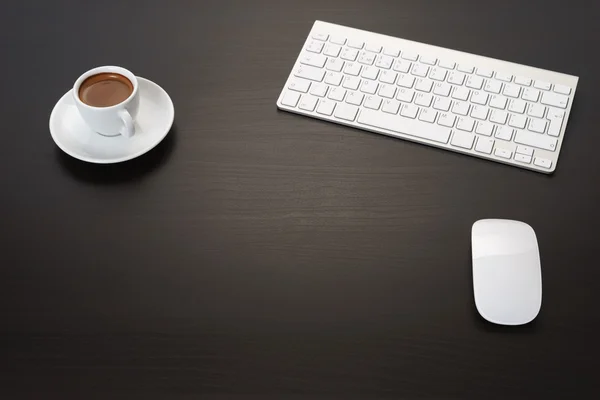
[357,109,451,144]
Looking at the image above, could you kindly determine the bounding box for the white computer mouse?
[471,219,542,326]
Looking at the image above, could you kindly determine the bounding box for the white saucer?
[49,77,174,163]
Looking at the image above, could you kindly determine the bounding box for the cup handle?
[118,109,134,138]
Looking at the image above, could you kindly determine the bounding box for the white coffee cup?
[73,66,139,138]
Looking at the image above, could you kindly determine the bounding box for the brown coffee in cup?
[78,73,134,107]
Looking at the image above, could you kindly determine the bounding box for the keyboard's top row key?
[476,68,493,78]
[438,60,455,69]
[312,33,329,41]
[457,64,474,73]
[402,51,419,61]
[347,39,365,49]
[533,80,552,90]
[383,47,401,57]
[330,36,346,45]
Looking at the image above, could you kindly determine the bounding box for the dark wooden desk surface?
[2,0,599,398]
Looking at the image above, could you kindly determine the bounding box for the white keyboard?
[277,21,579,174]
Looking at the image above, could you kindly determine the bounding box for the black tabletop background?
[2,0,599,398]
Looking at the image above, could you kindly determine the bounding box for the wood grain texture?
[1,0,600,398]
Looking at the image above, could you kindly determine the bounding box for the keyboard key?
[514,76,532,86]
[484,80,502,94]
[397,74,415,88]
[415,92,433,107]
[448,71,466,85]
[475,137,494,154]
[494,148,512,159]
[508,114,527,129]
[325,71,343,86]
[433,82,451,97]
[541,91,569,109]
[471,105,489,120]
[533,80,551,90]
[400,104,419,118]
[402,51,419,61]
[361,80,379,94]
[495,125,514,141]
[362,66,379,80]
[326,58,344,72]
[301,53,327,68]
[323,44,342,57]
[299,94,319,111]
[334,103,359,121]
[508,99,526,114]
[289,77,311,93]
[393,59,412,73]
[375,55,394,69]
[438,113,456,127]
[503,83,521,98]
[429,67,447,81]
[411,64,429,77]
[528,118,546,133]
[490,110,508,124]
[343,76,361,90]
[383,46,401,57]
[358,109,451,143]
[344,62,362,76]
[306,40,325,53]
[554,84,571,95]
[495,72,512,82]
[347,39,364,49]
[382,99,400,114]
[358,51,376,65]
[452,101,470,116]
[328,87,346,101]
[438,60,455,69]
[378,84,397,99]
[364,95,383,110]
[419,108,437,123]
[457,117,475,132]
[452,87,470,101]
[396,87,415,102]
[451,131,475,149]
[471,91,488,105]
[281,91,301,107]
[475,67,493,78]
[379,70,398,84]
[295,65,325,82]
[466,75,484,90]
[517,145,533,156]
[330,36,346,45]
[316,99,336,115]
[346,91,364,106]
[476,121,494,136]
[489,95,507,109]
[420,56,437,65]
[534,157,553,169]
[433,96,451,111]
[365,43,382,53]
[527,103,546,118]
[415,78,433,92]
[341,48,359,61]
[457,64,474,73]
[310,83,328,97]
[515,153,532,164]
[522,88,540,102]
[547,110,565,137]
[514,130,558,151]
[312,33,329,41]
[516,146,534,156]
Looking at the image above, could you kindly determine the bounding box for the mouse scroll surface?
[472,219,542,326]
